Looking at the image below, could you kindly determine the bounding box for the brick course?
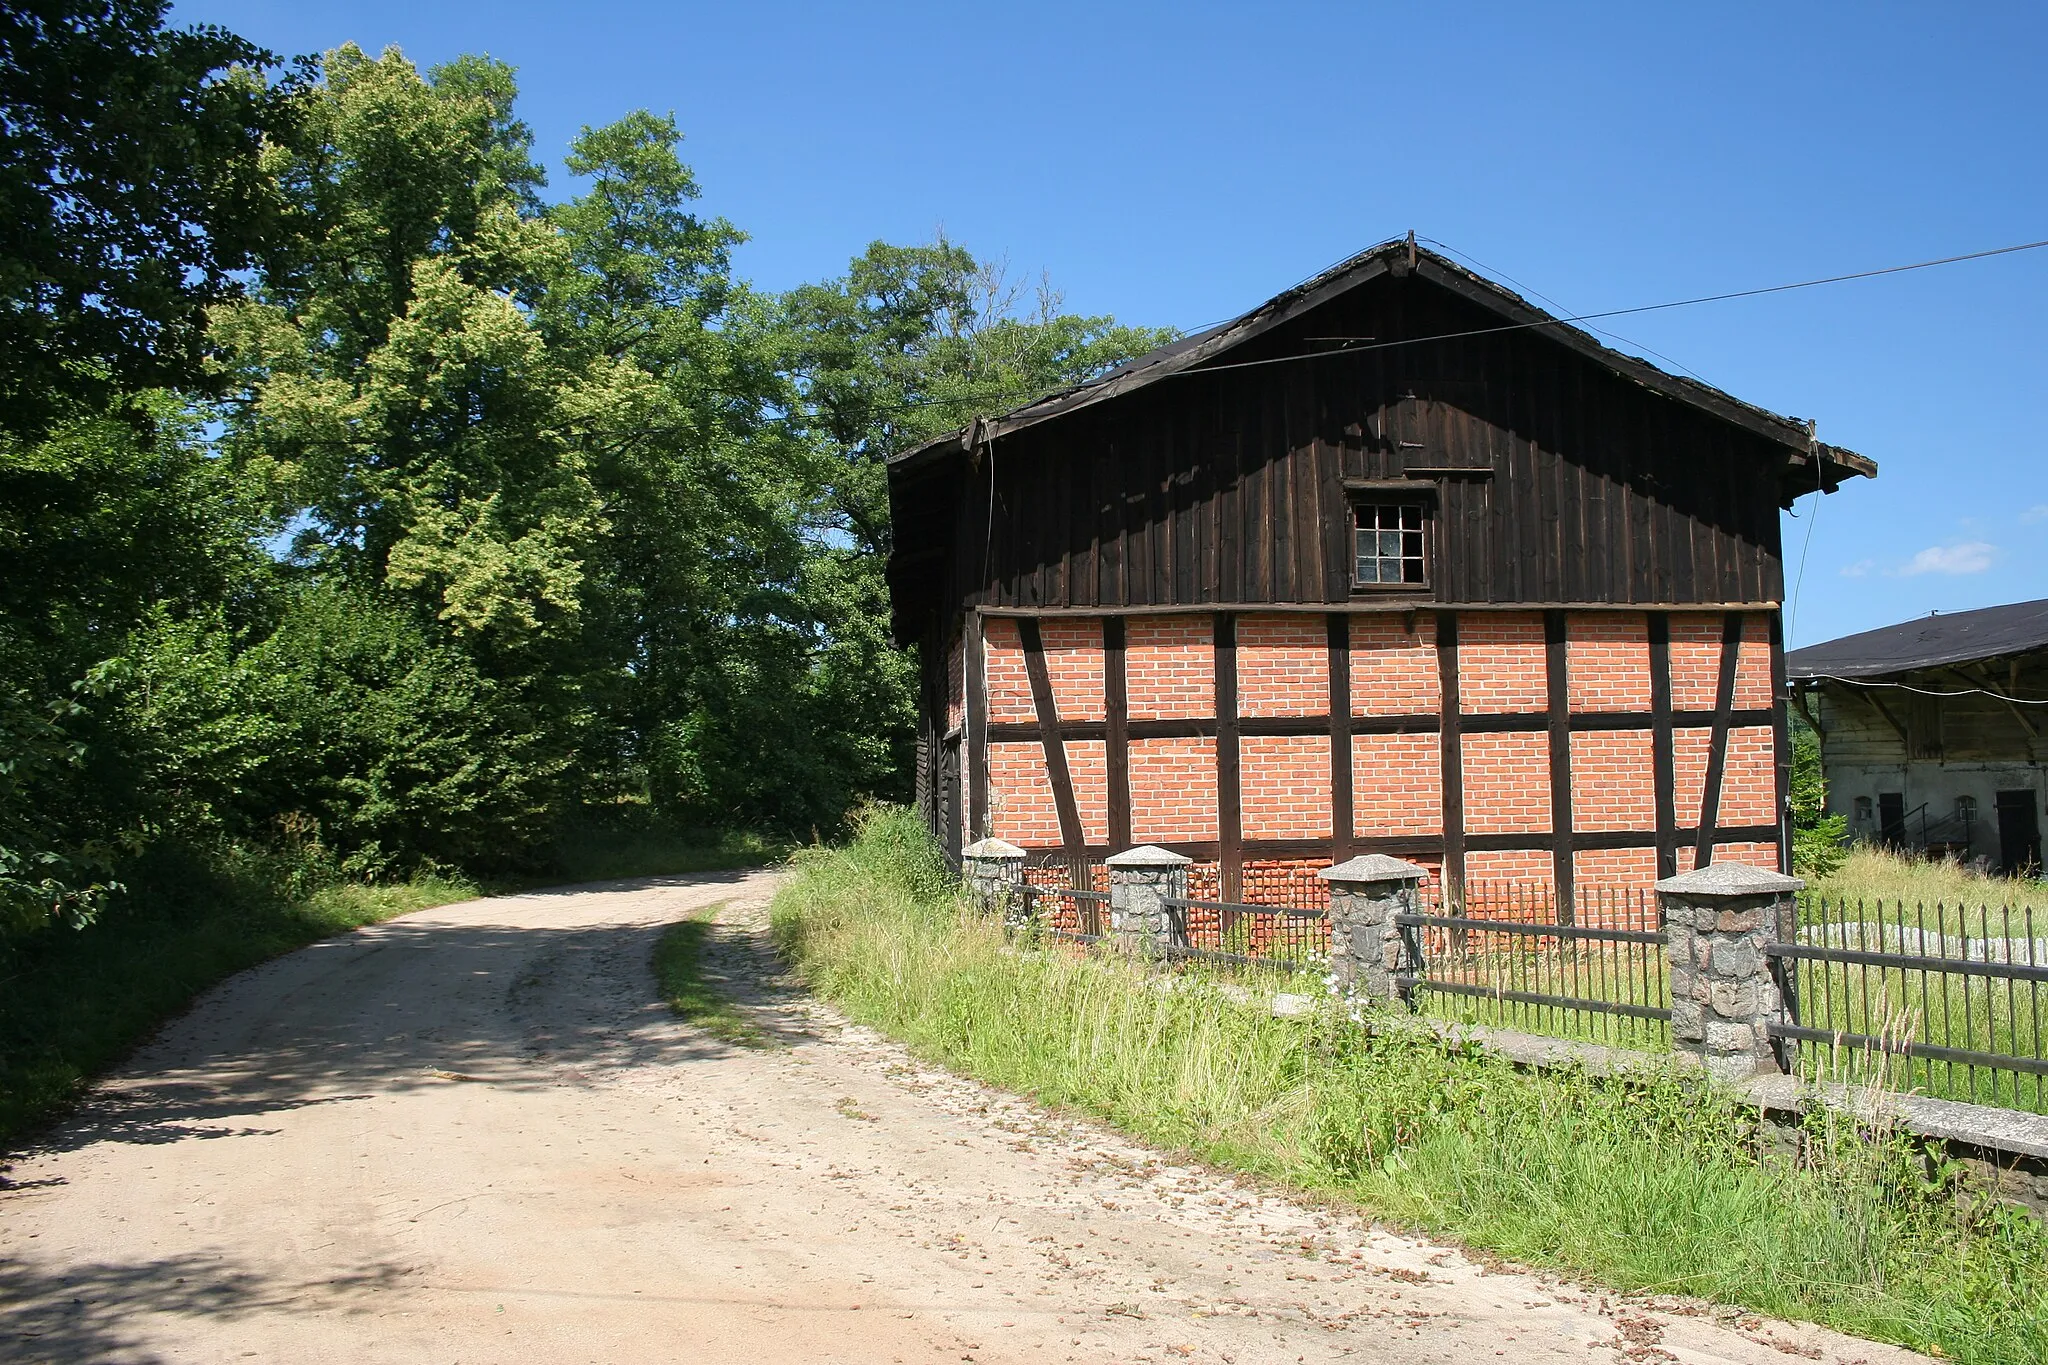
[1130,736,1219,842]
[1350,614,1439,715]
[1238,615,1329,718]
[1462,732,1552,833]
[1567,614,1651,711]
[1128,616,1214,720]
[1241,735,1332,839]
[1352,734,1442,838]
[1458,612,1547,714]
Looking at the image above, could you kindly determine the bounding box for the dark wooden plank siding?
[928,270,1788,619]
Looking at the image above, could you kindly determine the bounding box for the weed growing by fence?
[772,807,2048,1365]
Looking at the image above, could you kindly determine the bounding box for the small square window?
[1353,502,1427,588]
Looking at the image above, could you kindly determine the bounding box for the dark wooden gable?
[895,267,1791,632]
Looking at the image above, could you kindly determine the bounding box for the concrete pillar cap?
[1105,844,1193,868]
[1654,862,1805,897]
[1318,854,1431,884]
[961,837,1026,860]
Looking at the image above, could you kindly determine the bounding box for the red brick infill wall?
[975,609,1781,885]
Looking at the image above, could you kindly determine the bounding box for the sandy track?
[1,873,1924,1364]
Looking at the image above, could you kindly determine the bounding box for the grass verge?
[772,806,2048,1365]
[652,905,770,1048]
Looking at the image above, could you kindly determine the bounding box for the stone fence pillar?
[1656,862,1804,1083]
[961,837,1027,928]
[1318,855,1430,1005]
[1106,846,1191,954]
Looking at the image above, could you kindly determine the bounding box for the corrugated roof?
[1787,598,2048,679]
[887,237,1877,500]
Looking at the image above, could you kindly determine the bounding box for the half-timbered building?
[887,237,1877,907]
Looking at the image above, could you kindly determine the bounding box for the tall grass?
[1812,845,2048,913]
[772,808,2048,1365]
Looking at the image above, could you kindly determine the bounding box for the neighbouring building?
[1788,598,2048,874]
[886,237,1876,906]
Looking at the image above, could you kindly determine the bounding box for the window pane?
[1357,556,1381,583]
[1378,530,1402,556]
[1400,505,1421,529]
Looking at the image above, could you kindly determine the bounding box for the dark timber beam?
[1649,613,1678,880]
[1436,610,1465,909]
[967,612,988,840]
[1694,612,1745,868]
[1103,616,1132,850]
[1215,612,1243,902]
[1545,611,1576,922]
[1770,613,1792,876]
[1018,617,1085,857]
[1328,613,1355,862]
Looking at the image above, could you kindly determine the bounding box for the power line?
[1165,235,2048,379]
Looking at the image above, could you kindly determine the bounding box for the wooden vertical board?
[1328,613,1355,860]
[1215,611,1243,900]
[1270,387,1295,600]
[1104,615,1132,851]
[1693,611,1745,866]
[1648,612,1678,879]
[1218,386,1243,602]
[1291,367,1321,602]
[1019,616,1086,855]
[1095,422,1120,605]
[1436,609,1465,907]
[966,610,988,839]
[1769,610,1792,874]
[1546,610,1576,922]
[1240,391,1266,601]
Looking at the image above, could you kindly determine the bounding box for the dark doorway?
[941,735,963,865]
[1995,790,2041,876]
[1877,792,1907,849]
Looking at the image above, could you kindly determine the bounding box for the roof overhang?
[888,238,1877,503]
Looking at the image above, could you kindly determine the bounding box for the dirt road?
[2,873,1924,1363]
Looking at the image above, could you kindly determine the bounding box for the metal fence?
[1770,896,2048,1114]
[1020,858,1110,943]
[1160,896,1330,970]
[1394,882,1672,1049]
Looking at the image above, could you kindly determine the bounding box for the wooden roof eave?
[885,240,1881,496]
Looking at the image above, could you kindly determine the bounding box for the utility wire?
[1805,674,2048,706]
[1162,235,2048,379]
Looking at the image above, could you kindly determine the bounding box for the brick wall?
[1241,735,1329,840]
[1130,736,1219,842]
[1128,616,1213,720]
[1458,612,1547,713]
[1462,732,1552,833]
[970,609,1778,886]
[1043,619,1106,722]
[1570,731,1656,832]
[1353,734,1441,838]
[1350,614,1439,715]
[1567,614,1651,710]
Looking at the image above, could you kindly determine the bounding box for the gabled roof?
[889,237,1876,501]
[1788,598,2048,681]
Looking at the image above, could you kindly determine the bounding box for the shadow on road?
[6,871,788,1160]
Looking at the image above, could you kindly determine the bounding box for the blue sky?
[175,1,2048,647]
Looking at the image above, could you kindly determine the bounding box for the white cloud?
[2023,505,2048,524]
[1839,559,1874,578]
[1897,541,1996,576]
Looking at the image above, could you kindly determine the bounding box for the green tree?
[1790,717,1847,879]
[0,0,298,441]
